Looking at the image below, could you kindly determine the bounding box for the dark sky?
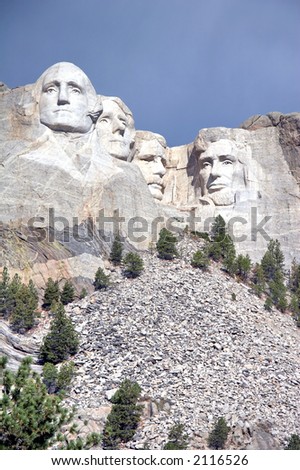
[1,0,299,147]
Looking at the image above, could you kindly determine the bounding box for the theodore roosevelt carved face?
[97,98,135,160]
[134,132,167,201]
[38,62,98,133]
[199,139,247,206]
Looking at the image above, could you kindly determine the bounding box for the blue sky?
[1,0,299,147]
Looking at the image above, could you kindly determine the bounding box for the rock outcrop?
[1,63,300,287]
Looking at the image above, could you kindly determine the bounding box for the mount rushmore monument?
[0,62,300,287]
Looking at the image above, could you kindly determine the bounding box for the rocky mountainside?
[53,236,300,450]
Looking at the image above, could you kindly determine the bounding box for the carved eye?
[45,87,57,94]
[71,87,81,94]
[202,162,211,168]
[99,117,109,124]
[223,160,233,165]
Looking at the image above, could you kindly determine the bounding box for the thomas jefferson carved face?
[199,139,246,206]
[134,133,167,201]
[97,100,135,160]
[38,62,97,133]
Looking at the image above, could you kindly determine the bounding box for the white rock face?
[37,62,101,133]
[133,131,167,201]
[0,63,164,285]
[0,62,300,283]
[162,126,300,264]
[96,96,135,161]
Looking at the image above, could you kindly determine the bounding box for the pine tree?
[123,252,144,278]
[79,287,88,299]
[235,254,252,281]
[6,273,22,318]
[261,239,285,282]
[39,303,79,364]
[93,267,110,290]
[191,249,210,270]
[251,263,266,297]
[163,422,189,450]
[211,215,226,242]
[222,237,237,275]
[109,234,123,265]
[1,357,100,450]
[0,357,71,450]
[43,362,75,394]
[208,417,230,450]
[0,267,11,318]
[10,283,39,333]
[102,379,143,449]
[43,278,60,310]
[289,258,300,293]
[60,280,75,305]
[42,362,58,394]
[156,228,178,260]
[285,434,300,450]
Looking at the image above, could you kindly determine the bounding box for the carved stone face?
[97,100,134,160]
[199,139,245,206]
[39,63,96,133]
[134,136,166,201]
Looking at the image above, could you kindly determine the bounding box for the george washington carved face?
[38,62,98,133]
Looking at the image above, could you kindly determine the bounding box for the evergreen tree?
[269,272,288,312]
[1,357,100,450]
[43,278,60,310]
[43,361,75,394]
[6,273,22,318]
[56,362,75,393]
[0,357,71,450]
[79,287,88,299]
[289,258,300,293]
[39,303,79,364]
[285,434,300,450]
[156,228,178,260]
[10,283,39,333]
[222,237,236,275]
[60,280,75,305]
[208,417,230,450]
[123,252,144,278]
[191,249,210,270]
[109,234,123,265]
[235,254,252,281]
[207,240,223,262]
[42,362,58,394]
[0,267,11,318]
[251,263,266,297]
[264,297,273,311]
[211,215,226,241]
[163,422,189,450]
[93,267,110,290]
[261,239,285,282]
[102,379,143,449]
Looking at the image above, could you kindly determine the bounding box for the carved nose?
[113,119,126,135]
[57,85,70,105]
[211,163,222,178]
[153,158,166,176]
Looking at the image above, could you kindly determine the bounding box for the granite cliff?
[0,62,300,289]
[1,63,300,450]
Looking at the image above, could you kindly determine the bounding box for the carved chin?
[149,184,163,201]
[207,188,235,206]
